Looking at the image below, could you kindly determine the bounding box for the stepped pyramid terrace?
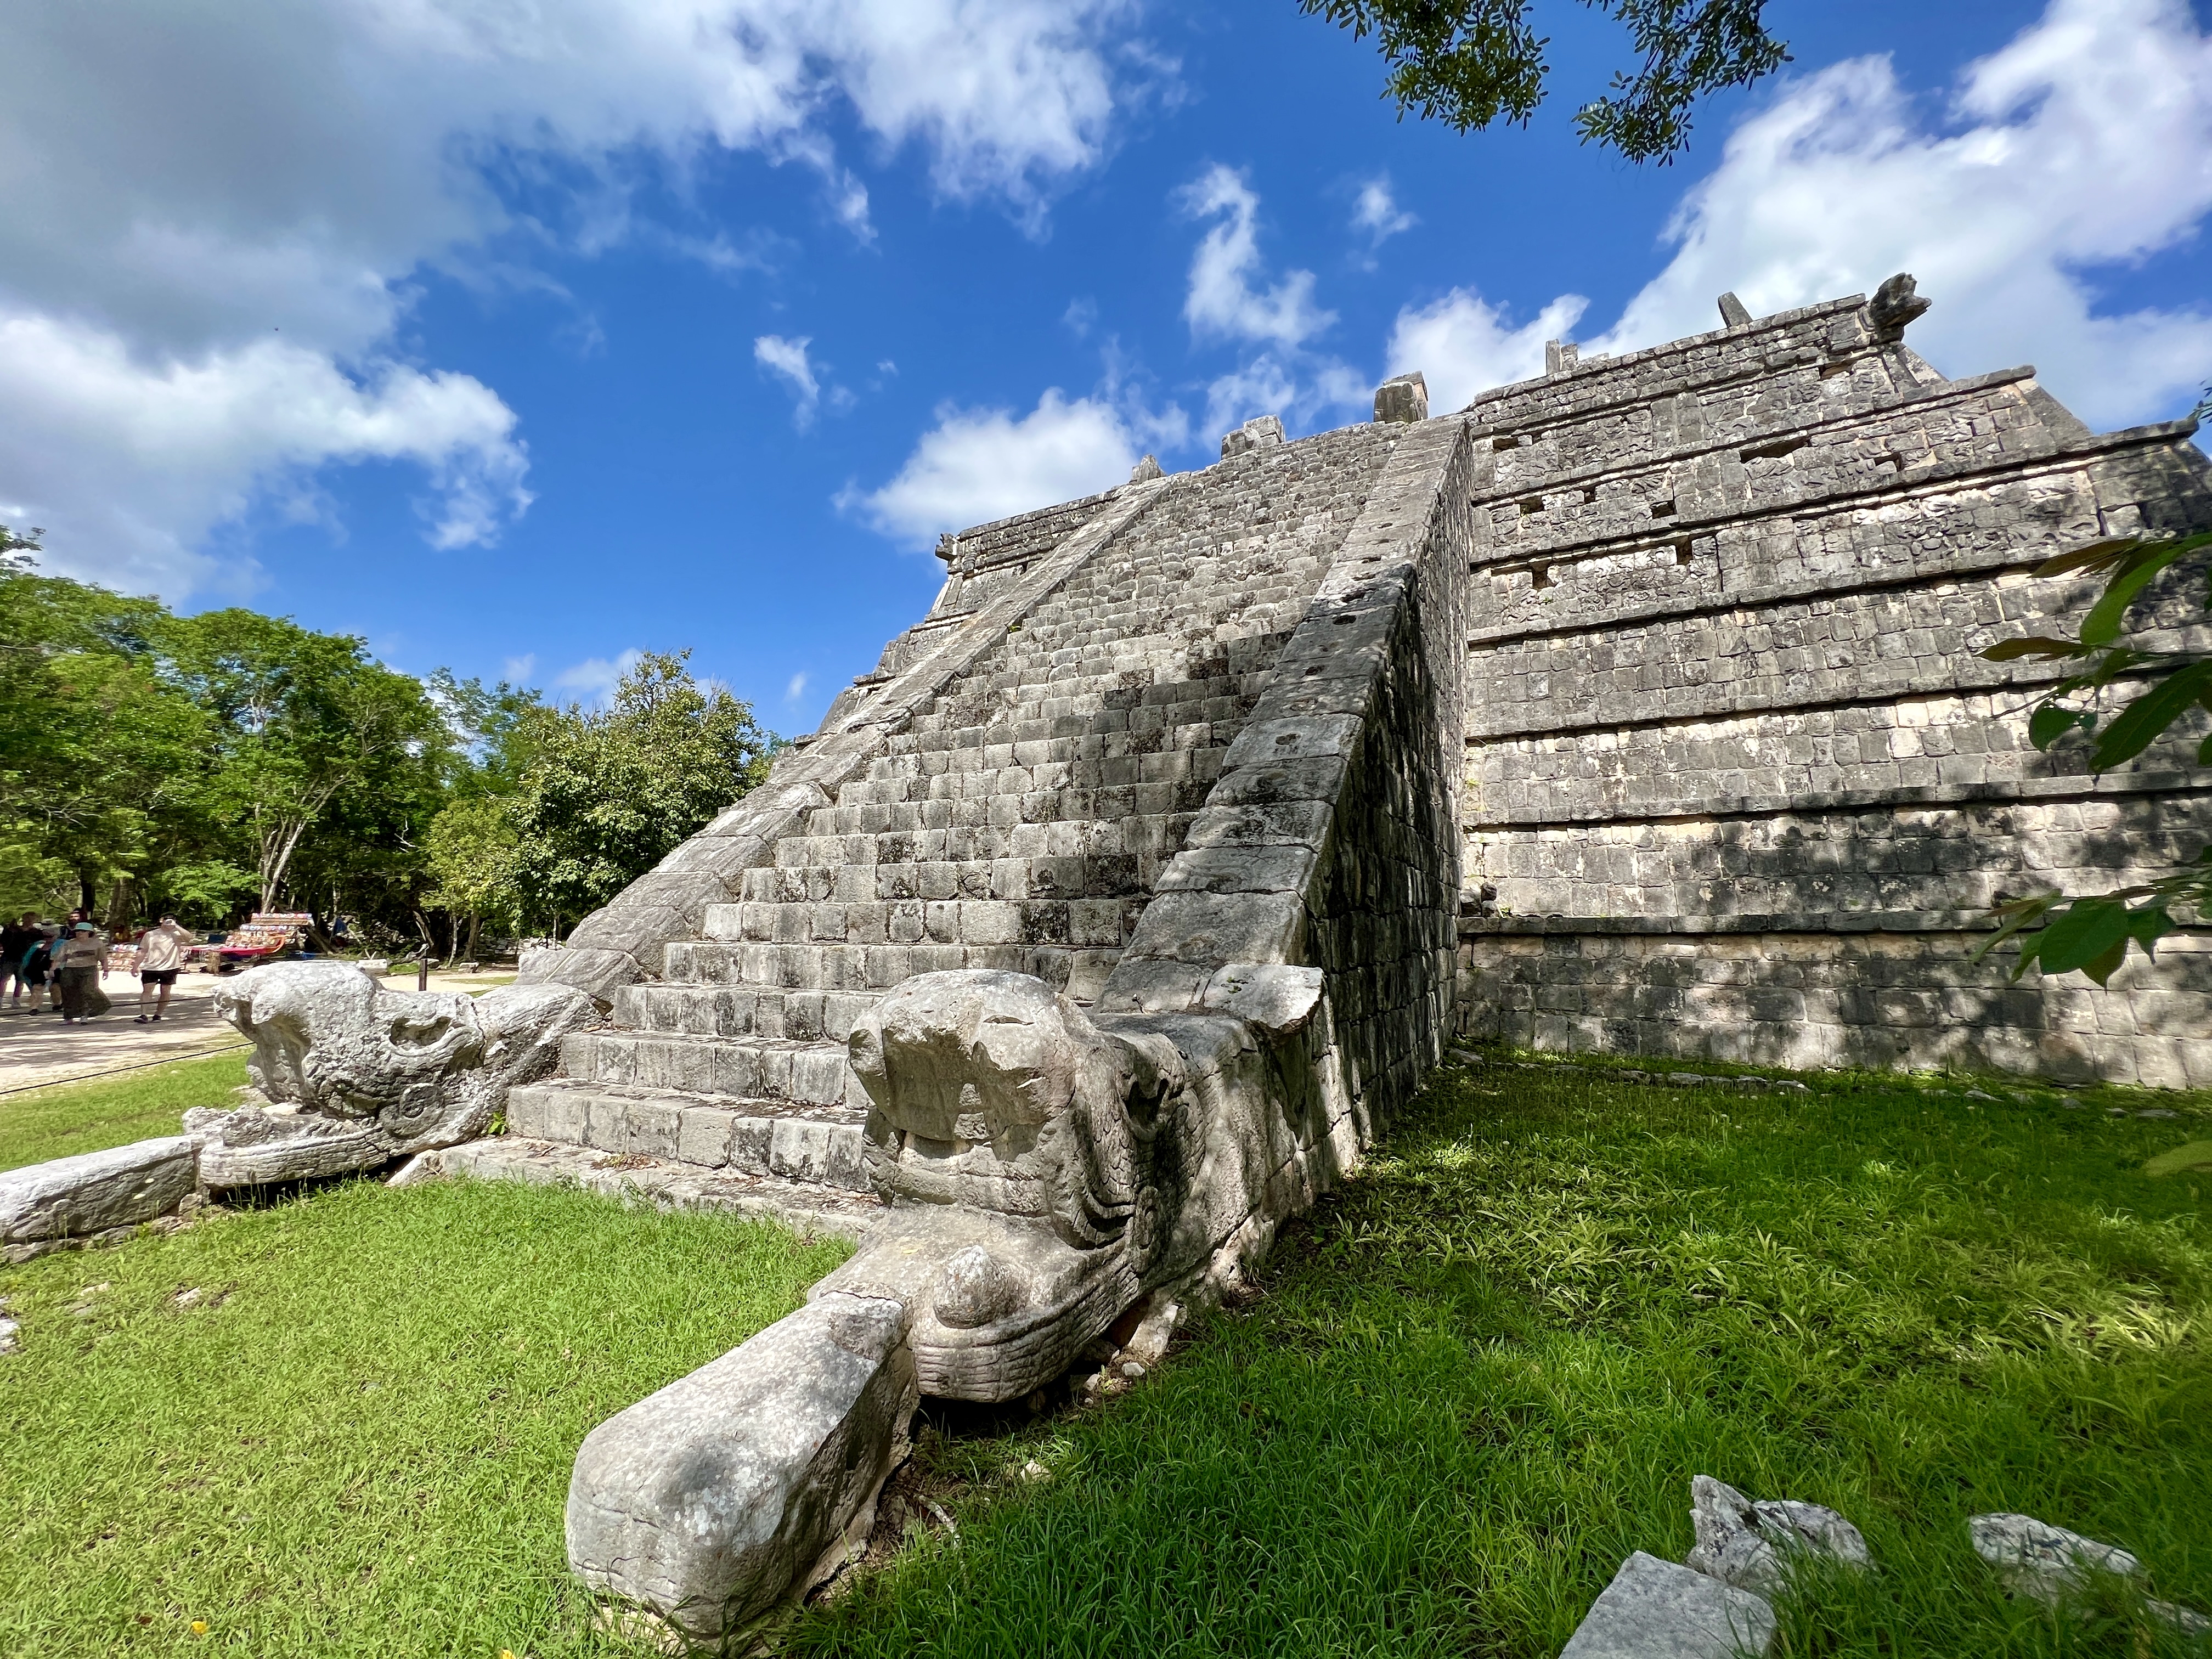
[172,277,2208,1643]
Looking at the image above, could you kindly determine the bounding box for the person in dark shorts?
[136,916,190,1022]
[1,913,36,1011]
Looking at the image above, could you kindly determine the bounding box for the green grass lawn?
[0,1051,250,1173]
[4,1053,2207,1657]
[792,1057,2212,1659]
[0,1177,850,1658]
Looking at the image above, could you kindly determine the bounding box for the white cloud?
[1351,177,1417,250]
[0,315,529,596]
[503,654,538,685]
[0,0,1146,594]
[1585,0,2212,428]
[1177,165,1335,350]
[755,334,824,427]
[785,672,810,704]
[1172,165,1369,442]
[852,389,1147,547]
[1386,288,1590,413]
[555,648,645,707]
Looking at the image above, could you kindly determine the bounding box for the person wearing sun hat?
[53,919,107,1023]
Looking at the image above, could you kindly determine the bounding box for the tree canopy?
[1297,0,1788,162]
[0,537,776,956]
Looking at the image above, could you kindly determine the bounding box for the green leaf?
[2028,704,2090,750]
[2080,939,2128,986]
[2031,898,2137,976]
[1981,636,2083,662]
[2081,544,2192,646]
[2032,537,2142,578]
[2145,1140,2212,1178]
[2089,661,2212,769]
[1971,891,2059,964]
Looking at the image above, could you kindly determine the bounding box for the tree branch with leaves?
[1296,0,1788,162]
[1974,529,2212,986]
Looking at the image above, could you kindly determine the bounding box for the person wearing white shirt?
[136,916,190,1023]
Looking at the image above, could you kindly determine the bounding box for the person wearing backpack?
[18,924,57,1014]
[0,913,37,1012]
[54,921,106,1023]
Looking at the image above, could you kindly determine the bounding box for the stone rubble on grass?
[1561,1551,1777,1659]
[1970,1513,2141,1604]
[0,1297,16,1355]
[1969,1513,2211,1634]
[1687,1475,1871,1596]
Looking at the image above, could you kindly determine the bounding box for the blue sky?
[3,0,2208,736]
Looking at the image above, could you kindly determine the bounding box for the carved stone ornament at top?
[198,962,597,1188]
[1866,272,1932,339]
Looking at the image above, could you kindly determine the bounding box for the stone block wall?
[1454,290,2212,1082]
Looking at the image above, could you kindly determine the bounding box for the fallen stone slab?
[1562,1551,1776,1659]
[1968,1514,2140,1606]
[1969,1514,2211,1635]
[0,1136,200,1248]
[1688,1475,1871,1595]
[567,1290,918,1646]
[393,1136,881,1242]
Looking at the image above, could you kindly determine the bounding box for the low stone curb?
[0,1135,206,1264]
[1449,1048,1810,1094]
[394,1136,881,1241]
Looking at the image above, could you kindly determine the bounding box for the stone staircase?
[497,425,1397,1226]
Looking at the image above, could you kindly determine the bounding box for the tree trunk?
[465,912,481,964]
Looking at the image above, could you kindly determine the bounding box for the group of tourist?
[1,913,196,1025]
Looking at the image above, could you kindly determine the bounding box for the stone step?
[403,1136,881,1240]
[663,936,1113,999]
[718,895,1136,953]
[613,982,879,1042]
[829,744,1228,809]
[504,1081,871,1192]
[560,1029,859,1107]
[772,812,1190,873]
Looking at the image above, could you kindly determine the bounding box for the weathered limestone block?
[567,1291,917,1644]
[1220,413,1286,458]
[1969,1513,2141,1605]
[1374,372,1428,424]
[201,962,597,1187]
[0,1136,200,1245]
[1562,1551,1776,1659]
[1687,1475,1870,1594]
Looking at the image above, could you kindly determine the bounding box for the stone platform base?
[393,1137,882,1241]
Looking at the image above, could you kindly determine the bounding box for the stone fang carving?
[198,962,597,1187]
